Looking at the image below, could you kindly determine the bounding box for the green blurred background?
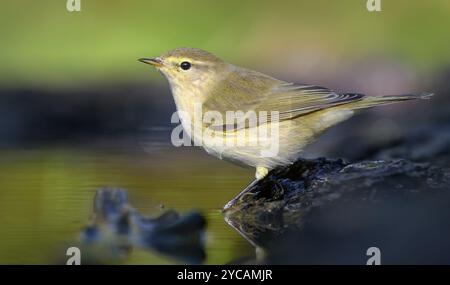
[1,0,449,87]
[0,0,449,264]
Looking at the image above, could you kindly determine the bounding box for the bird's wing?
[254,83,364,120]
[203,69,364,131]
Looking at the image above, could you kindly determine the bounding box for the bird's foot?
[222,179,259,212]
[223,166,270,212]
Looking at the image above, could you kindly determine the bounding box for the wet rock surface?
[224,116,450,264]
[226,158,449,213]
[79,188,206,264]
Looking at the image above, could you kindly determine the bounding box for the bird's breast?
[170,86,206,141]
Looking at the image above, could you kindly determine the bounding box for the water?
[0,140,256,264]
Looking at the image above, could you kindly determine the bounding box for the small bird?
[139,48,432,208]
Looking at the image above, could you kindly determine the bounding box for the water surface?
[0,139,256,264]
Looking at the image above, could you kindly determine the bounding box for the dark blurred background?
[0,0,449,264]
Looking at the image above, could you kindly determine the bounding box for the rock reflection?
[80,188,206,264]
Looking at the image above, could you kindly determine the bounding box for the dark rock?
[224,155,450,264]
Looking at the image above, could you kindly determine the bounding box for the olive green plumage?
[140,47,432,180]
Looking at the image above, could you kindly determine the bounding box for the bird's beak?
[138,57,163,68]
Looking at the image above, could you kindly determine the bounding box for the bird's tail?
[346,92,433,110]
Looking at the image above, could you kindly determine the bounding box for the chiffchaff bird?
[139,48,432,208]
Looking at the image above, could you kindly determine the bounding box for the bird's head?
[139,48,229,93]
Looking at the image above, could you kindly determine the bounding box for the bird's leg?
[223,166,269,211]
[255,166,269,180]
[222,179,258,211]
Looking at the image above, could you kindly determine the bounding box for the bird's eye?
[180,61,191,70]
